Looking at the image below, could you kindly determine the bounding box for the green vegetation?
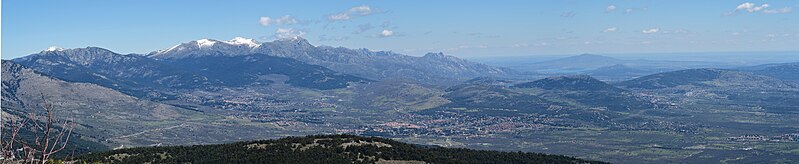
[72,134,606,164]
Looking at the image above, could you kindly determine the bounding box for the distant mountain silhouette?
[738,62,799,81]
[515,75,622,92]
[618,68,796,90]
[529,54,625,73]
[524,54,727,77]
[587,64,653,79]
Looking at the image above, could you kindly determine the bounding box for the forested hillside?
[73,135,606,164]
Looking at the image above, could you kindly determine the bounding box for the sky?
[2,0,798,59]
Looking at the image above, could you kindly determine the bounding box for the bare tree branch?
[1,93,73,163]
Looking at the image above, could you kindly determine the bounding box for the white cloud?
[259,17,273,26]
[736,2,756,11]
[642,28,660,34]
[604,27,617,32]
[734,2,779,13]
[607,5,617,12]
[379,29,394,37]
[276,16,298,24]
[736,2,769,13]
[328,5,381,21]
[751,4,770,12]
[328,13,350,21]
[763,7,792,14]
[349,5,374,15]
[275,28,306,39]
[624,8,634,13]
[259,15,297,26]
[731,2,791,14]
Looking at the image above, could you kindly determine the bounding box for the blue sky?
[2,0,798,59]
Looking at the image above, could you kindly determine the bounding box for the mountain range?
[10,37,522,101]
[147,37,519,85]
[738,62,799,81]
[4,38,799,163]
[515,75,653,112]
[618,68,798,90]
[485,54,735,81]
[616,68,799,114]
[586,64,653,80]
[2,37,530,151]
[12,47,370,101]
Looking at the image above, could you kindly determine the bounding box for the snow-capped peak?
[195,39,217,48]
[45,46,65,52]
[149,37,262,59]
[224,37,259,48]
[156,44,181,54]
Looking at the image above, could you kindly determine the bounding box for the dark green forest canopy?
[72,134,607,164]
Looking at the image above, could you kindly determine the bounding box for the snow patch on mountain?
[196,39,217,48]
[224,37,259,48]
[45,46,65,52]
